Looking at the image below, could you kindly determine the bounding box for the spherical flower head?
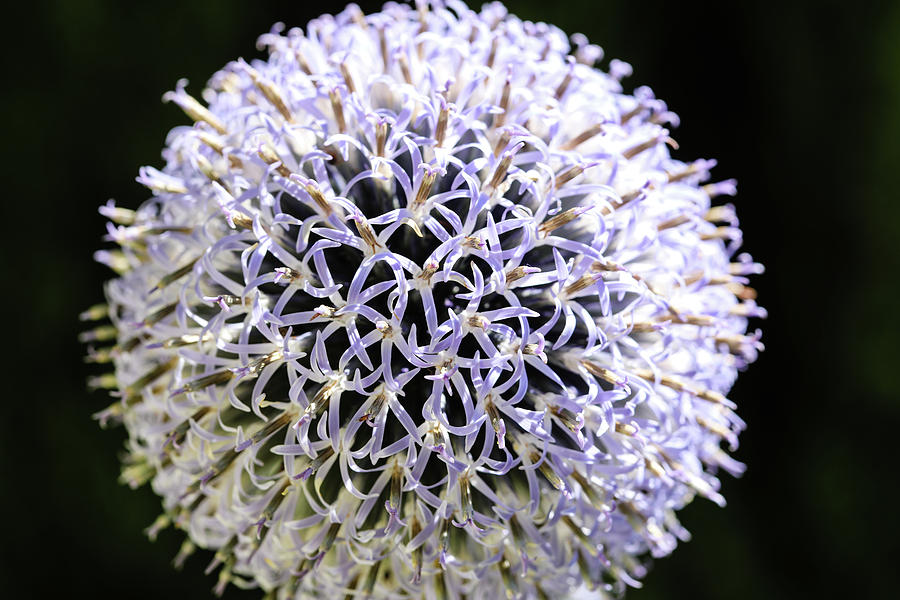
[83,2,764,598]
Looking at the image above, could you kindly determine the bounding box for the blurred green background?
[2,0,897,597]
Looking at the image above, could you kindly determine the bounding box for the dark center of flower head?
[83,2,764,598]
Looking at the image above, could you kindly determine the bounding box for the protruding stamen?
[125,358,178,396]
[387,464,403,517]
[150,333,210,349]
[461,236,485,251]
[605,185,648,213]
[256,145,292,177]
[418,260,439,284]
[84,346,114,364]
[300,378,342,424]
[249,70,295,122]
[239,411,293,451]
[492,127,512,157]
[622,136,665,160]
[140,302,177,328]
[329,88,346,133]
[88,373,118,390]
[378,26,390,69]
[294,50,312,76]
[313,522,342,566]
[411,167,438,209]
[79,304,109,322]
[715,333,762,356]
[696,415,733,440]
[700,226,740,241]
[554,61,575,100]
[339,62,357,96]
[398,53,413,85]
[581,361,627,386]
[494,74,511,128]
[360,390,388,423]
[633,369,729,405]
[351,213,382,252]
[231,350,284,380]
[79,324,118,343]
[657,215,691,232]
[224,210,253,230]
[551,405,584,439]
[290,176,333,215]
[485,400,506,449]
[504,265,539,285]
[465,313,488,330]
[704,205,736,224]
[170,369,234,397]
[173,539,196,570]
[163,87,227,135]
[488,145,519,189]
[668,160,714,183]
[409,514,423,583]
[729,301,764,316]
[98,203,136,225]
[533,450,568,495]
[703,179,738,198]
[310,304,337,321]
[538,205,593,236]
[458,474,475,525]
[486,35,500,69]
[560,123,605,151]
[498,557,518,598]
[438,517,452,565]
[619,102,647,125]
[434,97,449,147]
[150,257,199,293]
[293,446,335,480]
[614,422,638,436]
[562,516,598,557]
[204,294,249,311]
[375,119,389,157]
[554,164,589,189]
[562,272,602,296]
[196,131,225,155]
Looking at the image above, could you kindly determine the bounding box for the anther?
[622,134,670,160]
[256,145,292,177]
[562,272,602,296]
[79,324,118,343]
[632,369,729,405]
[375,119,389,157]
[411,167,438,209]
[434,96,449,147]
[329,88,346,133]
[554,163,591,189]
[249,70,295,123]
[494,74,511,129]
[79,304,109,322]
[657,215,691,232]
[505,265,539,285]
[339,62,357,96]
[163,88,227,135]
[538,205,593,236]
[560,123,605,151]
[150,257,199,293]
[581,360,627,386]
[554,59,575,100]
[487,143,521,189]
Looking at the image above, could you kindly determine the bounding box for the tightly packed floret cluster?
[83,1,764,598]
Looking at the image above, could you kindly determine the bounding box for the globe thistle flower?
[83,1,764,598]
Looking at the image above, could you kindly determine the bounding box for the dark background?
[2,0,897,598]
